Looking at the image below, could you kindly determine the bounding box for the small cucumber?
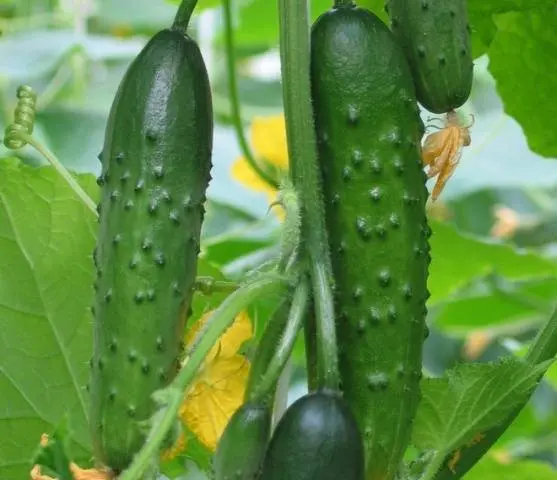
[214,402,271,480]
[311,5,430,479]
[260,390,365,480]
[90,27,213,471]
[386,0,474,113]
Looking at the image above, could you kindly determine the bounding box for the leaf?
[0,158,97,479]
[468,0,556,14]
[412,357,550,454]
[428,220,557,304]
[464,457,557,480]
[434,276,557,331]
[488,9,557,158]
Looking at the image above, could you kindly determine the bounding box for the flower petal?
[181,355,250,450]
[250,115,289,170]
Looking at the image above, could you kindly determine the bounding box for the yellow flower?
[162,310,253,459]
[231,115,288,218]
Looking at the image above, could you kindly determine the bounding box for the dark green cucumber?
[260,390,365,480]
[90,27,212,471]
[311,6,429,480]
[387,0,473,113]
[214,402,271,480]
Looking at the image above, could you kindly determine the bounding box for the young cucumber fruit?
[311,6,430,480]
[386,0,473,113]
[90,27,213,471]
[214,402,271,480]
[261,390,365,480]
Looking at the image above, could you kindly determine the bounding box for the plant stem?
[222,0,279,190]
[432,304,557,480]
[172,0,198,33]
[194,276,239,294]
[119,272,289,480]
[248,276,309,402]
[278,0,339,391]
[19,133,98,216]
[334,0,354,6]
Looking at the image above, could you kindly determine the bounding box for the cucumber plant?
[89,3,213,471]
[311,3,430,479]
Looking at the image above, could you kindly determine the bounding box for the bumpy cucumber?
[386,0,473,113]
[261,391,365,480]
[214,402,271,480]
[311,5,429,480]
[90,27,213,471]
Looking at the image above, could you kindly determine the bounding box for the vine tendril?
[3,85,37,150]
[3,85,98,216]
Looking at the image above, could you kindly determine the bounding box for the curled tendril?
[3,85,37,150]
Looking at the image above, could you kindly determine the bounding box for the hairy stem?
[278,0,339,391]
[222,0,279,189]
[119,273,289,480]
[248,276,309,402]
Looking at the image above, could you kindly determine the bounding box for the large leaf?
[0,158,97,478]
[488,9,557,158]
[465,458,557,480]
[412,357,550,453]
[428,220,557,304]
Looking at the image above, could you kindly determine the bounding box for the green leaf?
[468,0,556,14]
[428,220,557,305]
[0,158,97,479]
[465,458,557,480]
[434,276,556,331]
[488,9,557,158]
[412,357,550,454]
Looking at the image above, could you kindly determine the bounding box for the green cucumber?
[214,402,271,480]
[386,0,473,113]
[311,5,430,480]
[90,26,213,471]
[260,390,365,480]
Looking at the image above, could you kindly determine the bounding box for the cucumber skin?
[387,0,473,114]
[90,28,213,471]
[261,391,365,480]
[311,7,429,480]
[214,402,271,480]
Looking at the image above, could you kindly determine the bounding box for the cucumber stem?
[247,275,310,403]
[119,272,289,480]
[278,0,340,391]
[431,304,557,480]
[222,0,280,190]
[334,0,355,6]
[172,0,198,33]
[194,276,239,295]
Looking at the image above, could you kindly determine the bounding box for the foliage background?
[0,0,556,479]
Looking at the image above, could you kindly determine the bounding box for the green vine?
[278,0,339,391]
[172,0,199,33]
[222,0,280,190]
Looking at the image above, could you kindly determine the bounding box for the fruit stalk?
[278,0,339,391]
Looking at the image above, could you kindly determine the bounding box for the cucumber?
[213,402,271,480]
[310,5,429,479]
[260,390,365,480]
[90,27,213,471]
[386,0,473,113]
